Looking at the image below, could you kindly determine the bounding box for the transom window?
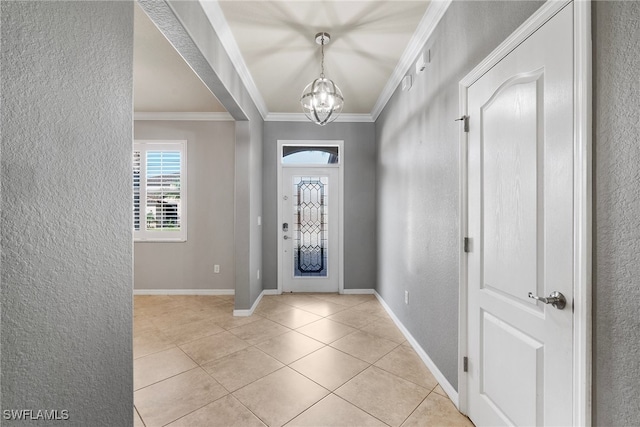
[133,140,187,242]
[282,145,339,165]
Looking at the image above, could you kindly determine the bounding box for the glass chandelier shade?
[300,32,344,126]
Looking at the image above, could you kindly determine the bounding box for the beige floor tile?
[210,312,264,330]
[300,300,349,317]
[296,318,356,344]
[316,293,375,307]
[278,294,323,308]
[328,310,383,329]
[401,392,474,427]
[150,308,213,331]
[361,317,407,343]
[134,347,198,390]
[134,368,228,427]
[433,384,448,397]
[255,331,325,365]
[233,367,329,427]
[330,330,398,364]
[203,347,284,392]
[353,300,388,316]
[161,317,225,345]
[265,307,323,329]
[290,346,369,390]
[375,345,438,390]
[134,408,144,427]
[255,299,294,317]
[166,395,266,427]
[133,329,176,359]
[134,317,157,336]
[179,331,249,365]
[228,318,290,345]
[285,394,387,427]
[335,366,429,427]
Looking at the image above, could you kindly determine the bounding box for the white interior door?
[281,167,339,293]
[466,4,574,426]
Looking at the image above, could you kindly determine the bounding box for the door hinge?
[456,115,470,132]
[463,237,471,253]
[463,356,468,372]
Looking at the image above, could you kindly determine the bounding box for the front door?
[466,3,575,426]
[281,166,340,293]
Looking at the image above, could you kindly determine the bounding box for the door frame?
[457,1,592,425]
[276,140,345,294]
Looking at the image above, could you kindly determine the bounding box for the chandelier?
[300,32,344,126]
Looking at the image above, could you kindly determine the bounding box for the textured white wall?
[134,120,236,291]
[375,0,543,389]
[592,1,640,424]
[1,2,133,425]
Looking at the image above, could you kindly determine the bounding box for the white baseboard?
[233,289,278,317]
[374,291,459,408]
[133,289,235,296]
[341,288,376,295]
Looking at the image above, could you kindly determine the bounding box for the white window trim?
[134,140,187,243]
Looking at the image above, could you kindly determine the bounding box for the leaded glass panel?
[293,176,329,277]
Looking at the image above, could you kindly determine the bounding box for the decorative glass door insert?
[292,176,329,277]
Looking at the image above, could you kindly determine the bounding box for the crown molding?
[265,113,375,123]
[370,0,452,120]
[193,0,450,122]
[134,112,234,121]
[198,0,269,120]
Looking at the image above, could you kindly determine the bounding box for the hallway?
[133,293,473,426]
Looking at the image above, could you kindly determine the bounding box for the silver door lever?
[528,291,566,310]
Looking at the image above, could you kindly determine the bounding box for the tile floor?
[134,293,474,427]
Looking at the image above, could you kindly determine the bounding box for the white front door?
[281,166,340,292]
[466,3,575,426]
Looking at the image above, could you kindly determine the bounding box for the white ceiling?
[133,1,438,117]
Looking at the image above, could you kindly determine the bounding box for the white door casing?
[277,140,344,293]
[458,1,591,426]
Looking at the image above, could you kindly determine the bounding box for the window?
[282,145,339,165]
[133,140,186,242]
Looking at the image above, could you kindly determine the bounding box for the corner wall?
[1,2,133,424]
[592,1,640,424]
[375,0,543,389]
[134,120,236,292]
[262,121,377,292]
[140,0,265,310]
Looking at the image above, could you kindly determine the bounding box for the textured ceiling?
[133,1,433,116]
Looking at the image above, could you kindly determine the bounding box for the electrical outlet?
[405,290,409,305]
[257,269,260,280]
[214,265,220,274]
[258,216,262,226]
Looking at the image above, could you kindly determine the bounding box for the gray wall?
[375,1,543,389]
[1,2,133,425]
[263,122,377,291]
[140,0,264,310]
[134,120,236,291]
[592,1,640,425]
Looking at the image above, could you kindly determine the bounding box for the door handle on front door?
[283,235,290,240]
[528,291,567,310]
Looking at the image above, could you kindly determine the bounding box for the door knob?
[528,291,567,310]
[283,235,290,240]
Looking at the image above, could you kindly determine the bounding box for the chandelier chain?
[320,34,325,78]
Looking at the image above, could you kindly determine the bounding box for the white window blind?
[133,140,187,242]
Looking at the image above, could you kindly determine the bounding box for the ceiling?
[134,0,436,118]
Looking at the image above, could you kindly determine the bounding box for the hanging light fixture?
[300,32,344,126]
